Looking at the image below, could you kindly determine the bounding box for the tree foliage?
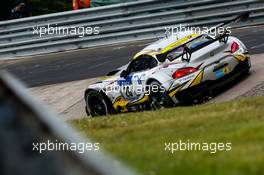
[0,0,71,21]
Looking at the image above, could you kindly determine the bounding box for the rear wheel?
[148,81,171,109]
[85,91,109,117]
[244,59,251,75]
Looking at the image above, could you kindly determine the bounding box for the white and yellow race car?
[84,14,251,116]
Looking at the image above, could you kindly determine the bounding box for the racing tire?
[85,90,109,117]
[243,59,251,75]
[148,81,171,110]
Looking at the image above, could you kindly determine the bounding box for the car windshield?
[127,55,158,73]
[167,35,214,61]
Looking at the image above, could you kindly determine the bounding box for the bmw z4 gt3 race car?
[84,14,251,117]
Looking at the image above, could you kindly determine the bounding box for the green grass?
[70,97,264,175]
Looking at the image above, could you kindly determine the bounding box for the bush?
[0,0,71,21]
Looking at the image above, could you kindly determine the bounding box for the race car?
[84,14,251,117]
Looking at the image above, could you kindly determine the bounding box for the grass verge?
[70,97,264,175]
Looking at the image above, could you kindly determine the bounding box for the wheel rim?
[149,82,164,108]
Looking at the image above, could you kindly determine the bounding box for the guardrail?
[0,0,263,59]
[0,71,136,175]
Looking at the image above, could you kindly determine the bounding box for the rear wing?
[207,12,250,35]
[156,13,250,63]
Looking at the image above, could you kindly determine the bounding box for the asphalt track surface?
[0,26,264,87]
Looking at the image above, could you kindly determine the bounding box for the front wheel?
[85,91,109,117]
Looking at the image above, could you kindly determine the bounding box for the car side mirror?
[120,70,129,78]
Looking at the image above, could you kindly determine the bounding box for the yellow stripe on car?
[161,33,200,53]
[133,50,152,59]
[169,84,184,97]
[133,33,200,60]
[234,53,248,62]
[133,50,159,60]
[189,70,203,87]
[129,95,149,105]
[113,95,149,112]
[113,96,129,112]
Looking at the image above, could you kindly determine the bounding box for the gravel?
[236,81,264,100]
